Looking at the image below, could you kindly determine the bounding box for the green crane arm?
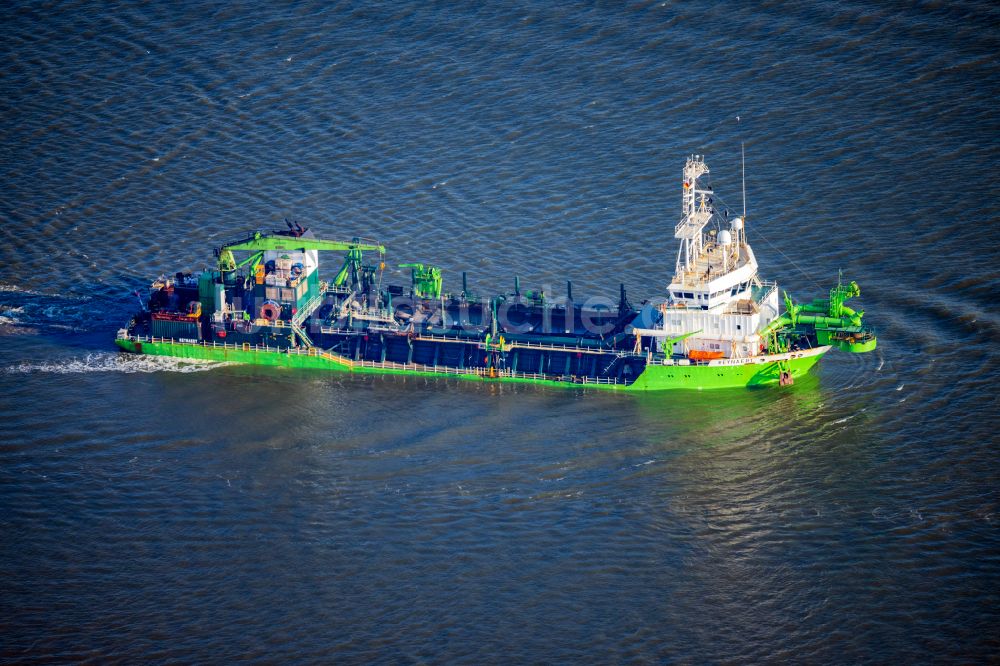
[222,231,384,255]
[218,250,265,273]
[663,329,703,348]
[217,231,385,274]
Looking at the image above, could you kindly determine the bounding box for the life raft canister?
[259,300,281,322]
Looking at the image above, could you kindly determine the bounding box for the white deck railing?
[119,334,630,384]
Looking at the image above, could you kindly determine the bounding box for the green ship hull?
[115,158,877,390]
[115,336,827,391]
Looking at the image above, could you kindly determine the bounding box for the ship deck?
[673,242,749,287]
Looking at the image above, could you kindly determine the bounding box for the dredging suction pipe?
[760,282,866,339]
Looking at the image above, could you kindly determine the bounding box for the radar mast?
[674,155,713,276]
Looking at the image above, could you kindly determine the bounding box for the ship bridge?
[638,155,781,359]
[667,155,760,313]
[668,240,760,312]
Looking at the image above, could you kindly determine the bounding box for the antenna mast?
[741,141,746,220]
[737,115,747,247]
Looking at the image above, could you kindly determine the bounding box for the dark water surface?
[2,1,999,662]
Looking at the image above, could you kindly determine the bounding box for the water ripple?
[1,0,998,662]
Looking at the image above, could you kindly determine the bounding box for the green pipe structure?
[760,277,874,353]
[398,263,442,299]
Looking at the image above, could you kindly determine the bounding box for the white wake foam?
[0,305,25,322]
[5,352,233,375]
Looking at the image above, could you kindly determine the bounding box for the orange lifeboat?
[688,349,725,361]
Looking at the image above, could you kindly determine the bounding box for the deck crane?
[215,230,385,291]
[212,230,386,347]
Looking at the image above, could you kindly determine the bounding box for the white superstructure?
[634,156,780,359]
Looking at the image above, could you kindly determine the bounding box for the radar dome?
[731,216,744,231]
[718,229,733,245]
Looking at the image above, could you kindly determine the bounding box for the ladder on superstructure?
[290,291,324,347]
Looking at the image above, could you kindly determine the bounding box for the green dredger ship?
[117,156,876,390]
